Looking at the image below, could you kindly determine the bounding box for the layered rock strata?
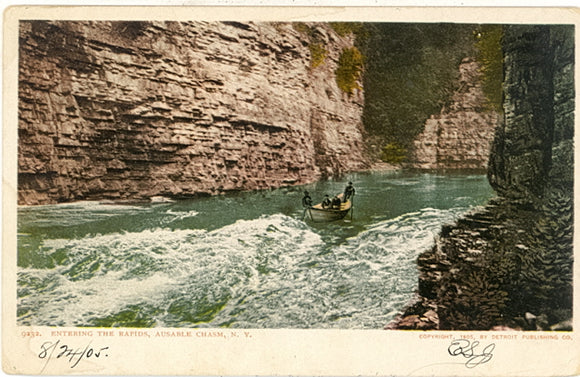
[410,58,500,170]
[390,25,574,330]
[18,21,368,205]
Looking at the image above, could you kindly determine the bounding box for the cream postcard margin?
[3,6,580,376]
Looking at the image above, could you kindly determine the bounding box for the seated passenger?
[322,194,332,209]
[332,196,342,209]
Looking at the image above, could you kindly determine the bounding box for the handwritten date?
[448,338,495,368]
[39,340,109,370]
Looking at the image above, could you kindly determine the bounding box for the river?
[17,170,493,329]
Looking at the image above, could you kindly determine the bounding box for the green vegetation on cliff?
[329,22,366,38]
[335,47,364,95]
[380,142,407,164]
[475,25,504,112]
[292,22,328,69]
[293,22,365,86]
[309,42,327,69]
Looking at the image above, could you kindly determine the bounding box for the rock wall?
[488,25,575,200]
[18,21,368,205]
[390,25,574,331]
[410,58,500,170]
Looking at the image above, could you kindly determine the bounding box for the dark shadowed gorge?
[391,25,574,331]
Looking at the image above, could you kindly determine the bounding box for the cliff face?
[391,25,574,331]
[410,58,500,170]
[488,25,574,200]
[18,21,368,205]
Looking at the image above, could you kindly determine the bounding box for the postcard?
[3,5,580,376]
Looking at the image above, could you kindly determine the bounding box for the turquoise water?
[17,170,493,329]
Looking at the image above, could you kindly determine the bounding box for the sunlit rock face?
[18,21,368,205]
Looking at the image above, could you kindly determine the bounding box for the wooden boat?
[305,194,352,222]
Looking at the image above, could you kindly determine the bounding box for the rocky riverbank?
[387,195,572,331]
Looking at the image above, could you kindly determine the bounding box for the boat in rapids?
[305,194,352,222]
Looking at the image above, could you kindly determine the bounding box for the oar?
[350,195,355,221]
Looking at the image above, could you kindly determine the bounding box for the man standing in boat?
[302,191,313,208]
[343,182,355,202]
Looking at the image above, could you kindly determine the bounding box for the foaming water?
[17,171,493,328]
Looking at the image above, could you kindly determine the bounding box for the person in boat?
[331,195,342,209]
[321,194,332,209]
[302,191,313,208]
[343,181,355,202]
